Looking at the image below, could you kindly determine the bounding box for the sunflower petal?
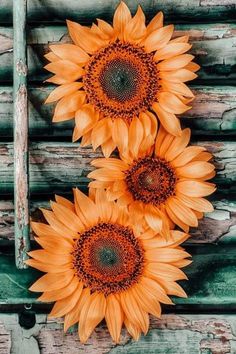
[154,43,191,61]
[105,295,123,343]
[50,44,90,64]
[29,270,74,292]
[152,102,181,136]
[145,25,174,52]
[176,180,216,197]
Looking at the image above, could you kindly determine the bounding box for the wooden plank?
[0,244,235,305]
[1,0,236,23]
[0,141,234,195]
[0,85,236,137]
[1,23,236,82]
[1,313,236,354]
[0,196,232,243]
[0,198,235,244]
[13,0,30,269]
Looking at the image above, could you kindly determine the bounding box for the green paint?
[1,0,236,23]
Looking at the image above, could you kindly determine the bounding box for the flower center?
[72,223,144,295]
[83,40,159,121]
[125,157,177,206]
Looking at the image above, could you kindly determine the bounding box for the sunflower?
[88,126,216,234]
[44,1,199,157]
[26,189,190,343]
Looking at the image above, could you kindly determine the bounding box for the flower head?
[44,2,199,156]
[88,126,216,234]
[27,189,190,343]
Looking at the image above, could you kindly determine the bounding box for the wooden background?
[0,0,236,353]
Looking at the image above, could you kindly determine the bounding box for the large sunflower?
[88,126,216,233]
[27,189,190,343]
[44,1,199,157]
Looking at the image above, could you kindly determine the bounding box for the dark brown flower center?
[72,223,144,295]
[125,157,176,206]
[83,40,159,121]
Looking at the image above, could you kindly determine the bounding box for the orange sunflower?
[26,189,190,343]
[44,1,199,157]
[88,126,216,234]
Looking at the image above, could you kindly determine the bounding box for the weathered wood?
[0,141,234,195]
[1,24,236,82]
[1,0,236,23]
[1,313,236,354]
[0,199,235,244]
[0,85,235,137]
[0,245,235,306]
[13,0,30,269]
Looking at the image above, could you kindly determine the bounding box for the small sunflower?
[88,126,216,233]
[44,1,199,156]
[27,189,190,343]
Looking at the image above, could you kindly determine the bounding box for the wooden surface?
[0,314,236,354]
[1,0,236,23]
[0,85,235,137]
[1,23,236,82]
[0,141,235,195]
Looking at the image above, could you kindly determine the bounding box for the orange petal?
[132,284,161,318]
[161,80,194,98]
[111,118,129,153]
[25,259,70,273]
[44,52,60,62]
[124,317,141,341]
[34,236,73,255]
[185,61,200,72]
[165,204,190,233]
[29,270,74,292]
[38,276,79,302]
[145,262,188,281]
[158,92,191,114]
[158,132,174,158]
[176,161,215,179]
[160,68,197,83]
[101,138,116,158]
[157,54,194,71]
[97,19,115,40]
[139,277,173,305]
[124,5,146,42]
[170,35,189,44]
[113,1,132,40]
[105,295,123,343]
[128,118,144,159]
[88,168,125,181]
[155,279,187,298]
[28,249,72,266]
[171,146,206,167]
[154,43,191,61]
[144,25,174,52]
[165,128,191,161]
[176,180,216,197]
[152,102,181,136]
[66,20,106,54]
[40,209,79,240]
[144,205,163,232]
[119,290,149,333]
[91,158,128,171]
[50,44,90,65]
[44,60,84,81]
[53,91,86,122]
[45,83,83,104]
[55,195,75,212]
[74,104,99,139]
[79,292,106,343]
[175,192,214,212]
[91,118,111,150]
[45,75,69,85]
[146,11,163,35]
[64,288,91,332]
[146,248,190,264]
[167,197,198,227]
[50,201,84,232]
[48,283,83,318]
[73,188,99,227]
[31,221,60,238]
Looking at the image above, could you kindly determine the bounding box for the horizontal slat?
[0,86,235,137]
[0,199,235,244]
[1,0,236,23]
[0,245,235,305]
[0,314,236,353]
[0,141,235,195]
[1,24,236,82]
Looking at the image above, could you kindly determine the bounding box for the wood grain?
[0,199,235,244]
[0,23,236,82]
[1,314,236,354]
[1,0,236,23]
[0,85,235,137]
[0,245,235,305]
[13,0,30,269]
[0,141,234,195]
